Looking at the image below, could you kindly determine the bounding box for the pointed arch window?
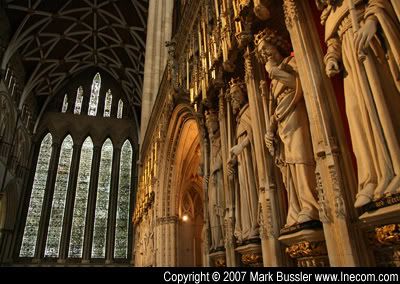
[88,73,101,116]
[19,134,53,257]
[74,87,84,114]
[92,138,113,258]
[104,89,112,117]
[62,94,68,113]
[45,135,73,257]
[69,137,93,258]
[115,140,132,258]
[117,99,123,119]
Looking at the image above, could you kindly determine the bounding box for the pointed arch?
[104,89,112,117]
[117,99,123,119]
[74,86,84,114]
[61,94,68,113]
[154,104,206,266]
[92,138,113,258]
[19,133,53,257]
[115,140,132,258]
[69,136,93,258]
[45,135,73,257]
[88,73,101,116]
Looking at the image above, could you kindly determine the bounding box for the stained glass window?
[69,137,93,258]
[92,138,113,258]
[104,90,112,117]
[19,134,53,257]
[115,140,132,258]
[88,73,101,116]
[117,99,123,119]
[74,87,84,114]
[62,94,68,113]
[45,135,73,257]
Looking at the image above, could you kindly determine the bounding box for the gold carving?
[376,224,400,246]
[286,241,327,259]
[241,252,263,267]
[214,256,226,267]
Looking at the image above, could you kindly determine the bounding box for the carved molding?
[224,216,235,248]
[259,198,276,239]
[328,165,346,219]
[156,215,178,225]
[283,0,299,29]
[218,93,225,121]
[244,50,254,81]
[315,171,331,223]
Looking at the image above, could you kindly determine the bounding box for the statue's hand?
[230,144,243,156]
[265,60,279,78]
[264,132,275,156]
[325,59,340,77]
[354,18,377,57]
[227,158,236,177]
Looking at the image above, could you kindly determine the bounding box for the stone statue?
[255,28,319,227]
[227,79,259,242]
[319,0,400,207]
[205,110,225,250]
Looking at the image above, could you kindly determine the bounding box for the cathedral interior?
[0,0,399,267]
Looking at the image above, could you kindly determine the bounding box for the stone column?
[140,0,174,145]
[243,49,282,266]
[82,145,101,263]
[33,141,61,262]
[282,0,364,266]
[105,147,121,264]
[201,138,210,267]
[217,92,235,267]
[58,143,82,263]
[157,216,177,266]
[127,146,138,262]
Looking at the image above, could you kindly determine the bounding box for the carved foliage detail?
[283,0,298,29]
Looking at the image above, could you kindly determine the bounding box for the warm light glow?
[182,214,189,222]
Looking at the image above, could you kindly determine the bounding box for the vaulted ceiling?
[3,0,148,121]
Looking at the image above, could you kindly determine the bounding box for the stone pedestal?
[209,250,226,267]
[360,203,400,267]
[235,242,263,267]
[279,228,329,267]
[359,199,400,226]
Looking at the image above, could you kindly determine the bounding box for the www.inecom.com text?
[163,271,399,283]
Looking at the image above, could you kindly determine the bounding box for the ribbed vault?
[2,0,148,118]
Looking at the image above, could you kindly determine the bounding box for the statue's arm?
[269,67,296,89]
[324,37,342,77]
[230,131,252,156]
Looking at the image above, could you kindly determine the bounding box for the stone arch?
[156,103,206,266]
[158,103,206,218]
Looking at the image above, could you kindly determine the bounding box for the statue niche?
[205,110,225,251]
[319,0,400,207]
[227,79,259,243]
[255,28,320,227]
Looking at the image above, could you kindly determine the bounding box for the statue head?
[228,78,246,114]
[254,28,290,65]
[205,110,219,137]
[254,1,270,21]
